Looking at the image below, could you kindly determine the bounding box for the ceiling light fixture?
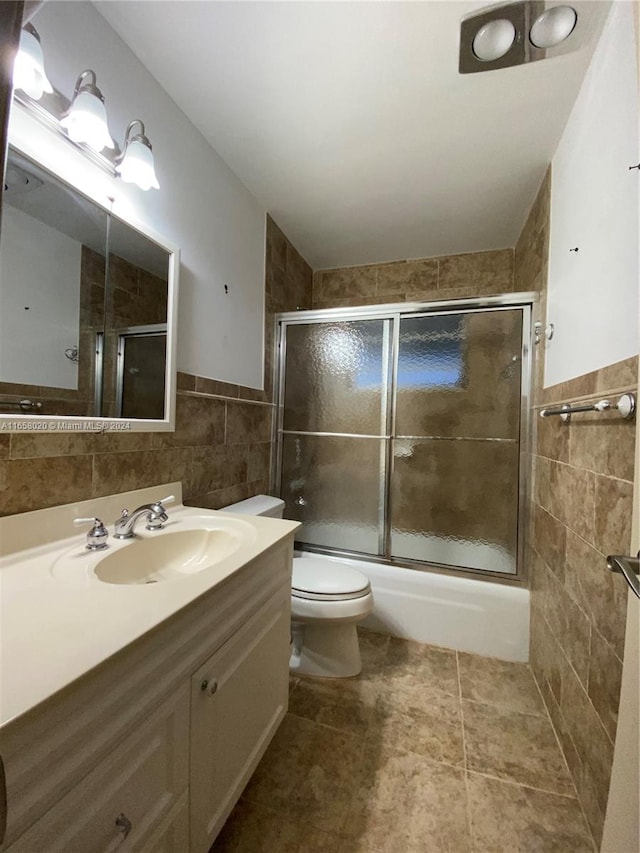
[530,6,577,49]
[472,18,516,62]
[115,120,160,191]
[13,24,53,100]
[460,2,580,74]
[60,69,114,153]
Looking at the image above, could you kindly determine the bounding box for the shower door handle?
[607,553,640,600]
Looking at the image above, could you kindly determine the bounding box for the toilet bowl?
[219,495,374,677]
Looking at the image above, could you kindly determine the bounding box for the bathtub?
[296,551,530,662]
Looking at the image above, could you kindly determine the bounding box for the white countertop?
[0,484,299,729]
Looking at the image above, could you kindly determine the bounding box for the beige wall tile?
[532,504,566,580]
[593,475,633,557]
[564,529,628,660]
[560,659,614,824]
[191,444,248,496]
[225,401,271,444]
[569,417,636,482]
[438,249,513,293]
[596,355,638,393]
[546,461,595,546]
[92,448,192,499]
[588,630,623,741]
[375,259,438,296]
[317,265,377,301]
[0,455,94,515]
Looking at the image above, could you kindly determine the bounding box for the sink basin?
[51,516,256,586]
[95,528,244,585]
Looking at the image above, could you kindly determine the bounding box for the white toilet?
[219,495,374,678]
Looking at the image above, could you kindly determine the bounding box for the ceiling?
[94,1,608,269]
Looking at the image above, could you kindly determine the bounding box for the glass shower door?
[279,320,390,555]
[389,309,522,574]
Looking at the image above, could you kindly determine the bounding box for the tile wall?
[0,215,312,516]
[520,170,638,846]
[312,247,515,309]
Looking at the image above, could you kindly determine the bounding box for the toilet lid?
[292,557,371,601]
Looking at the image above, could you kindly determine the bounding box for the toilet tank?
[219,494,285,518]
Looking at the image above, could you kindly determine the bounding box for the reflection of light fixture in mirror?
[13,24,53,100]
[530,6,577,48]
[60,70,114,152]
[472,18,516,61]
[115,120,159,190]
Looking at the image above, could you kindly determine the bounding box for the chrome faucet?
[114,495,175,539]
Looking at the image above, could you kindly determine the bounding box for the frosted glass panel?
[283,320,387,435]
[396,311,522,440]
[390,439,519,573]
[281,434,383,554]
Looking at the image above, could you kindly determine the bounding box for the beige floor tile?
[463,700,574,795]
[211,798,342,852]
[383,637,459,697]
[467,772,594,852]
[370,684,464,767]
[345,750,471,852]
[244,712,366,833]
[458,653,546,716]
[289,676,376,736]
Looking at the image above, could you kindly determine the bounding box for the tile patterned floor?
[212,630,594,853]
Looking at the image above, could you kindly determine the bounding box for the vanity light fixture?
[13,24,53,100]
[460,2,579,74]
[115,120,160,191]
[60,69,114,153]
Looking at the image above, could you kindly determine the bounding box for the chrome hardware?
[114,495,175,539]
[607,553,640,600]
[541,393,636,422]
[0,399,42,411]
[115,812,132,839]
[295,496,307,507]
[534,321,554,345]
[73,517,109,551]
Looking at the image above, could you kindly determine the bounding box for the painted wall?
[11,0,266,389]
[546,2,639,387]
[0,205,80,389]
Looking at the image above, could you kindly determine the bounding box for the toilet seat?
[292,557,371,602]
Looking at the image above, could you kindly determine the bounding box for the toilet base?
[289,621,362,678]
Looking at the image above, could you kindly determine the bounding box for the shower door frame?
[272,293,536,584]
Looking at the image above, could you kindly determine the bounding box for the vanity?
[0,482,299,852]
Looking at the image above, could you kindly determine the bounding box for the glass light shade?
[13,28,53,100]
[60,90,114,152]
[530,6,577,49]
[116,139,160,190]
[472,19,516,62]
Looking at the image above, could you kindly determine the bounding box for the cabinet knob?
[115,812,132,839]
[201,678,218,695]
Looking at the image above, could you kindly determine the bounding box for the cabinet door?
[190,594,290,853]
[7,684,189,853]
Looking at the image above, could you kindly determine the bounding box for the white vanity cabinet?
[190,594,290,853]
[0,537,294,853]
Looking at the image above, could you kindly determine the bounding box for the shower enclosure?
[274,297,532,579]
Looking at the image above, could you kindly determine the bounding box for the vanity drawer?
[7,683,190,853]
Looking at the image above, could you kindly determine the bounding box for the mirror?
[0,148,179,430]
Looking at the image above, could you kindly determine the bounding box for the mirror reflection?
[0,149,171,420]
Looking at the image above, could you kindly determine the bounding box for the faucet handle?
[73,517,109,551]
[154,495,175,508]
[146,495,175,531]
